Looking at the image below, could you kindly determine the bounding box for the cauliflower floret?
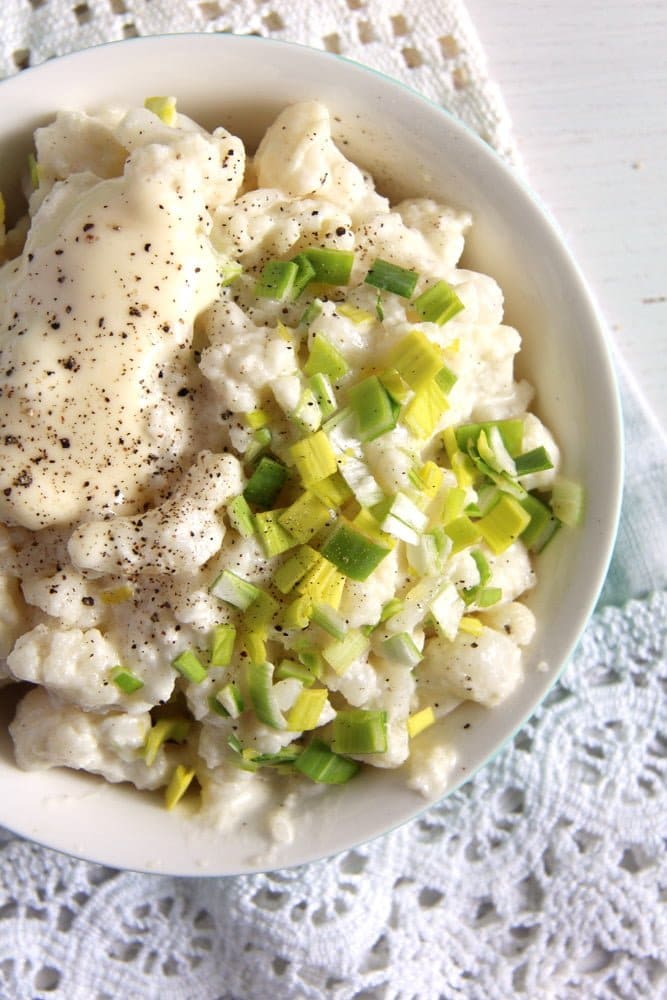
[212,189,353,268]
[0,574,29,662]
[199,302,298,412]
[7,622,172,713]
[338,550,401,629]
[407,740,457,800]
[9,687,170,789]
[68,452,243,577]
[395,199,471,272]
[21,566,102,628]
[485,541,535,604]
[253,101,388,221]
[479,600,537,647]
[421,627,523,708]
[356,663,416,769]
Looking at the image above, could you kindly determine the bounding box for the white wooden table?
[468,0,667,431]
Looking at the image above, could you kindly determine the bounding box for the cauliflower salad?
[0,97,580,830]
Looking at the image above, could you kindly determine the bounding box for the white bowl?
[0,34,622,875]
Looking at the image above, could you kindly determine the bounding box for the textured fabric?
[0,3,665,999]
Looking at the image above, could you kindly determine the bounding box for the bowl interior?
[0,34,622,875]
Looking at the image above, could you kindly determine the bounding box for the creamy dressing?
[0,139,223,530]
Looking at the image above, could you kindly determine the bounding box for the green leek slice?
[294,739,360,784]
[243,456,289,509]
[289,430,338,486]
[286,687,328,731]
[210,624,236,667]
[165,765,196,811]
[246,661,286,730]
[255,259,298,300]
[407,706,436,738]
[515,446,554,476]
[110,665,144,694]
[388,330,444,391]
[364,258,419,298]
[172,649,207,684]
[380,632,423,667]
[279,491,332,544]
[209,569,262,610]
[302,247,355,285]
[476,494,531,554]
[413,280,464,325]
[227,495,255,538]
[304,332,349,380]
[290,252,317,298]
[332,709,388,754]
[455,419,524,457]
[320,522,391,581]
[254,510,298,557]
[273,545,321,594]
[322,628,371,674]
[551,477,584,526]
[349,375,400,441]
[144,95,177,125]
[144,718,190,766]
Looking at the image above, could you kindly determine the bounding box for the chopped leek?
[322,628,371,674]
[311,603,348,640]
[551,477,584,526]
[27,153,40,190]
[407,706,436,739]
[210,624,236,667]
[349,375,400,441]
[254,510,297,557]
[413,280,464,325]
[172,649,207,684]
[401,380,449,439]
[291,386,322,433]
[144,718,190,767]
[332,709,388,754]
[302,247,355,285]
[297,557,346,608]
[227,494,255,538]
[388,330,444,391]
[274,545,321,594]
[165,766,196,811]
[290,252,317,298]
[430,582,464,640]
[294,739,359,784]
[379,368,412,404]
[299,298,323,326]
[110,665,144,694]
[364,258,418,298]
[275,658,317,686]
[476,495,531,555]
[515,446,554,476]
[144,95,177,126]
[520,493,561,552]
[337,302,374,325]
[245,409,269,430]
[321,522,392,581]
[310,472,353,509]
[286,688,328,731]
[455,419,524,457]
[380,632,423,667]
[213,681,245,718]
[255,259,298,301]
[246,661,286,730]
[279,491,332,543]
[442,486,467,525]
[100,584,133,605]
[459,615,484,637]
[209,569,262,610]
[282,594,313,630]
[243,456,289,509]
[303,332,349,380]
[444,514,482,554]
[435,364,458,395]
[244,427,271,465]
[308,372,337,419]
[289,430,338,486]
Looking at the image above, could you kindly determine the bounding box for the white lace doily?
[1,3,665,998]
